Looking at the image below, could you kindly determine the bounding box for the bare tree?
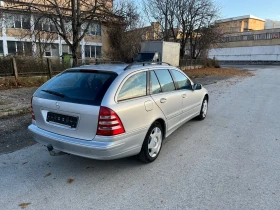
[142,0,221,58]
[106,0,144,62]
[2,0,117,66]
[190,25,223,59]
[142,0,178,41]
[175,0,220,58]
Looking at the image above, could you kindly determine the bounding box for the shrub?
[203,58,220,68]
[0,57,13,76]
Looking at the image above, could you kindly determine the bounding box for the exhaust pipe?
[47,144,66,156]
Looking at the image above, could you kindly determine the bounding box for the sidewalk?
[0,87,37,118]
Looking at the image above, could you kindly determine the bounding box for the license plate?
[47,112,78,128]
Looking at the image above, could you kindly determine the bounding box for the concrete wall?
[218,38,280,48]
[209,45,280,61]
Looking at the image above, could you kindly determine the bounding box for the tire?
[138,122,163,163]
[197,97,208,120]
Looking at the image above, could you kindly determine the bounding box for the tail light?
[31,96,36,120]
[97,106,125,136]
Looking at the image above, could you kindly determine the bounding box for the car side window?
[154,69,176,92]
[117,72,147,101]
[150,71,162,94]
[171,70,192,90]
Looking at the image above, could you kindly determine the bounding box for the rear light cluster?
[97,106,125,136]
[31,96,36,120]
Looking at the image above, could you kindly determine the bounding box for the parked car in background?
[28,62,209,163]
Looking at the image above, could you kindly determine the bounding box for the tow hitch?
[47,144,66,156]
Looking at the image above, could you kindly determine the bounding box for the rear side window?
[154,69,176,92]
[150,71,162,94]
[34,70,117,106]
[118,72,147,101]
[171,70,192,90]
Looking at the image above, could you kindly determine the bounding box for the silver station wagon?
[28,63,209,163]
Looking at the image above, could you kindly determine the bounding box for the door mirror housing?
[192,84,202,90]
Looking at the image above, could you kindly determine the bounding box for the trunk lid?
[32,69,117,140]
[33,97,99,140]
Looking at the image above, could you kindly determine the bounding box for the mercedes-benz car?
[28,63,208,163]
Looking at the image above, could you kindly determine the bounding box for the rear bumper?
[28,124,144,160]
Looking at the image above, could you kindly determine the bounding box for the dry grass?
[0,76,48,90]
[182,67,254,79]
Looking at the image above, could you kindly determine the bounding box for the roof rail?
[95,60,126,64]
[124,62,172,70]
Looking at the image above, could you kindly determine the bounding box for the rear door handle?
[182,94,187,98]
[160,98,167,103]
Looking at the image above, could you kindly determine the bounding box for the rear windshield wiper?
[41,89,65,98]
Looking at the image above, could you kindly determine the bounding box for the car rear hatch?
[32,69,117,141]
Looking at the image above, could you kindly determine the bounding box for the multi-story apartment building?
[0,0,112,59]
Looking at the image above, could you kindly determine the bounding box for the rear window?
[34,70,117,105]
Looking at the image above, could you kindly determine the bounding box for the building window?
[84,45,102,58]
[17,42,24,55]
[51,44,59,57]
[7,41,33,55]
[45,44,59,57]
[34,17,43,30]
[85,45,91,57]
[87,23,101,36]
[96,46,102,58]
[22,15,31,29]
[36,43,59,57]
[0,40,3,56]
[7,41,16,54]
[266,33,272,39]
[62,44,71,54]
[34,17,57,32]
[14,14,21,28]
[254,34,260,40]
[273,33,279,39]
[6,13,31,29]
[45,45,51,56]
[24,42,33,56]
[260,34,266,39]
[242,35,248,41]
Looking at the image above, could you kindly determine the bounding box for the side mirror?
[192,84,202,90]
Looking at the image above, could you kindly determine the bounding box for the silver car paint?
[28,64,208,160]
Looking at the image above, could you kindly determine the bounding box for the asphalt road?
[1,66,280,210]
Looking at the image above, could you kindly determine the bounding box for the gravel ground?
[0,87,37,117]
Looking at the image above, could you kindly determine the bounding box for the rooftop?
[216,15,265,23]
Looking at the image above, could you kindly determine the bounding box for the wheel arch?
[204,94,209,102]
[153,118,166,140]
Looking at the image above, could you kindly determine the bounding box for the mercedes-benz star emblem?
[55,102,60,109]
